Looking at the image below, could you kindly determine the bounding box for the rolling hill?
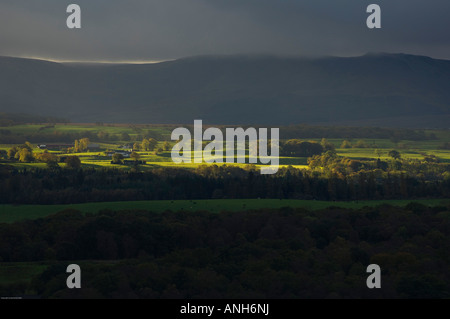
[0,53,449,127]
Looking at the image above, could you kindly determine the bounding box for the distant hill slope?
[0,53,449,127]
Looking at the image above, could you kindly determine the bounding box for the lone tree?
[141,138,158,151]
[341,140,352,149]
[36,151,58,166]
[7,142,34,161]
[130,152,140,161]
[148,138,157,150]
[162,141,171,151]
[65,156,81,169]
[353,140,369,148]
[388,150,401,160]
[17,148,34,162]
[112,153,124,164]
[121,132,131,141]
[46,160,60,170]
[74,138,90,153]
[7,147,17,159]
[133,142,141,151]
[320,138,335,151]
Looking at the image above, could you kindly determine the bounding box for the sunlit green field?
[4,146,449,170]
[0,198,448,224]
[1,124,450,168]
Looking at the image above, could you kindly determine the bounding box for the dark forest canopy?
[1,204,450,298]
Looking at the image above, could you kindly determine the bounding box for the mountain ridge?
[0,53,449,128]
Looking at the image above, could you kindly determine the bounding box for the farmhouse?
[120,144,133,150]
[115,151,131,158]
[107,151,132,158]
[38,144,74,151]
[87,143,101,151]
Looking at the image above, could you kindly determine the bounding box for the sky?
[0,0,449,62]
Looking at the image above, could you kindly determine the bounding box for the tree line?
[280,125,434,141]
[0,112,69,126]
[0,123,439,145]
[0,129,164,144]
[0,163,448,205]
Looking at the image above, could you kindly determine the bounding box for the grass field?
[336,148,450,162]
[2,145,448,170]
[1,123,450,168]
[0,198,448,224]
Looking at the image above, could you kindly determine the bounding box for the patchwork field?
[1,123,450,169]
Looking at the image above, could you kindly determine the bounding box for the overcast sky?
[0,0,449,62]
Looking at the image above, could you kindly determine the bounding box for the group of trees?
[340,140,377,149]
[111,152,141,165]
[307,150,448,179]
[35,152,59,169]
[1,204,449,298]
[281,125,434,141]
[73,138,90,153]
[281,137,389,156]
[132,138,170,153]
[0,122,438,146]
[5,142,35,162]
[133,138,158,151]
[282,138,398,152]
[1,136,165,167]
[2,142,82,169]
[0,127,164,145]
[280,138,337,157]
[64,156,82,169]
[281,140,326,157]
[0,129,94,144]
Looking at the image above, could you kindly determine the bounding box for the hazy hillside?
[0,53,449,127]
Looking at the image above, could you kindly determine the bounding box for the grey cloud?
[0,0,449,61]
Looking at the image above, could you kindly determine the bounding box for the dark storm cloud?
[0,0,449,61]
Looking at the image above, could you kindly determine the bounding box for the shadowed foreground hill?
[0,53,449,127]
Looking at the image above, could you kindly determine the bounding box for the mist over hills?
[0,53,449,128]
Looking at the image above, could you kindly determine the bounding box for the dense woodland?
[0,155,449,204]
[1,204,450,298]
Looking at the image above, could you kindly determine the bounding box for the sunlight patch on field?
[1,124,450,168]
